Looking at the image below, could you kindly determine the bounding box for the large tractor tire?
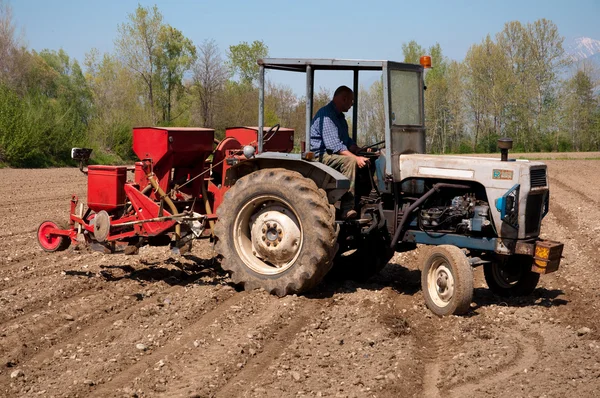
[420,245,473,316]
[483,254,540,297]
[214,168,338,296]
[329,226,394,281]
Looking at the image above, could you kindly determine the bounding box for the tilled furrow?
[213,299,323,398]
[1,281,229,397]
[86,287,247,398]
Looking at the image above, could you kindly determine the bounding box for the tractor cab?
[256,58,429,191]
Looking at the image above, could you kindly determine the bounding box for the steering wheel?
[362,140,384,151]
[357,139,385,157]
[263,124,280,143]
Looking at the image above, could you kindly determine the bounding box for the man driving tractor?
[309,85,370,220]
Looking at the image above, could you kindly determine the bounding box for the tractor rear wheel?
[483,255,540,297]
[420,245,473,316]
[215,168,338,296]
[37,221,71,252]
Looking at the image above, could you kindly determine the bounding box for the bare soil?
[1,159,599,398]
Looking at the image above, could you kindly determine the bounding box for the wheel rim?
[491,262,521,288]
[38,221,62,251]
[427,257,455,308]
[233,195,303,275]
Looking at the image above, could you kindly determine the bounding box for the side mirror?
[71,147,92,174]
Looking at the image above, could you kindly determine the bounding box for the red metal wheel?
[37,221,70,252]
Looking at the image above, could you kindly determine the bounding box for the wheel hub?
[437,272,448,290]
[250,204,301,267]
[428,263,455,306]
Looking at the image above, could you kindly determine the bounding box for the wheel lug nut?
[262,228,266,233]
[273,242,278,247]
[262,236,266,241]
[277,228,282,233]
[266,242,271,247]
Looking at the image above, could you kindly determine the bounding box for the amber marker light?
[420,55,432,69]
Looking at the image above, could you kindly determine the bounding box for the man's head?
[332,85,354,113]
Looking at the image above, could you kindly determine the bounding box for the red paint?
[124,184,177,236]
[226,126,294,153]
[37,221,64,251]
[87,165,128,212]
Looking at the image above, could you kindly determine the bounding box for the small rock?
[375,374,384,380]
[10,369,24,378]
[136,343,148,351]
[122,386,138,397]
[193,340,200,348]
[577,327,591,337]
[64,314,75,321]
[291,371,301,381]
[83,379,95,386]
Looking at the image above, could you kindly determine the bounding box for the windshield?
[389,69,422,127]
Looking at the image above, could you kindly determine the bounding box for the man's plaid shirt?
[309,101,355,156]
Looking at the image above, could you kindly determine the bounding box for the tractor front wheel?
[420,245,473,316]
[215,168,338,296]
[483,255,540,297]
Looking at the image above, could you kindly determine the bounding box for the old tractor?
[38,57,563,316]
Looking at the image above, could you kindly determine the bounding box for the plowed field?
[1,154,600,397]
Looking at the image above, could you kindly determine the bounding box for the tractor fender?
[225,152,350,203]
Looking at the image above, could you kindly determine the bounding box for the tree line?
[0,3,598,168]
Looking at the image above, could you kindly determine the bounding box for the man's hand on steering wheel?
[355,155,369,168]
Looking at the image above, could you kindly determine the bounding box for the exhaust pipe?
[497,138,513,162]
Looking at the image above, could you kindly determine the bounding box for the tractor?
[38,57,563,316]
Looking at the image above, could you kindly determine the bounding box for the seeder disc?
[93,210,110,243]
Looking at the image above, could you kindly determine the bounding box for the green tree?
[402,40,426,64]
[115,4,163,124]
[85,49,144,160]
[228,40,269,85]
[155,25,196,124]
[560,64,598,150]
[192,39,230,128]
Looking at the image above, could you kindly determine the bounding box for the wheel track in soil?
[0,273,100,324]
[0,229,36,239]
[0,276,200,372]
[1,283,235,397]
[0,260,131,326]
[446,331,541,397]
[536,182,600,336]
[549,177,600,206]
[414,320,444,398]
[0,249,196,324]
[213,299,324,398]
[86,290,248,398]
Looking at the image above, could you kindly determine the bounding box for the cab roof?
[257,58,421,72]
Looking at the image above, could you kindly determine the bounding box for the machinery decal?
[493,169,514,180]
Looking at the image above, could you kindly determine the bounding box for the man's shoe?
[343,209,358,220]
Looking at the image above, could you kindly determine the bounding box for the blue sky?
[10,0,600,94]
